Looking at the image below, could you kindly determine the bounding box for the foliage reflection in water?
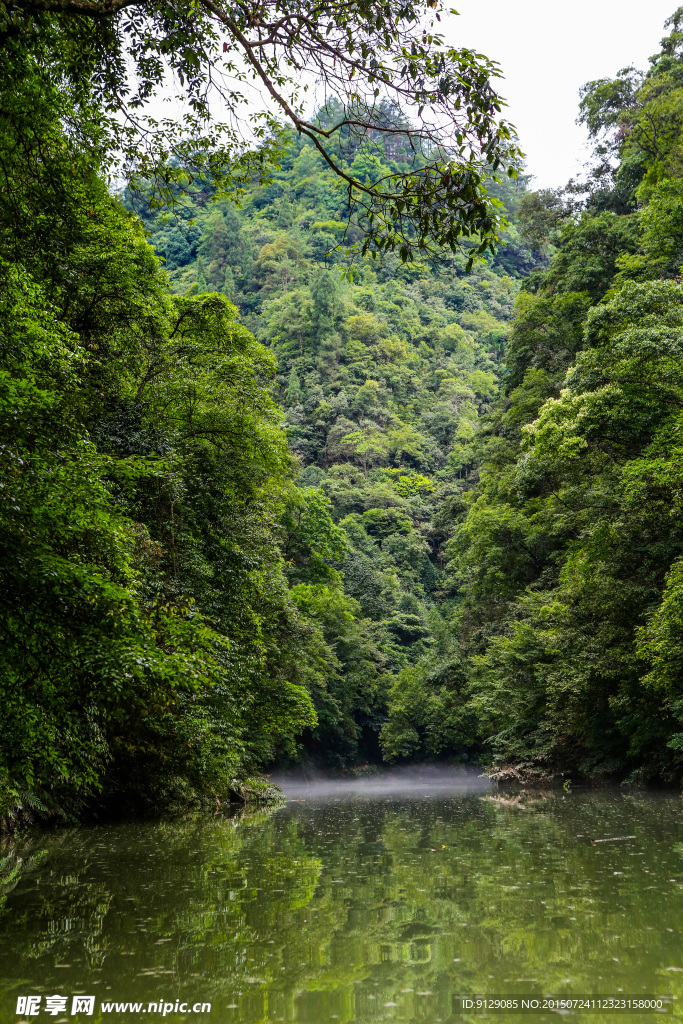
[1,780,683,1022]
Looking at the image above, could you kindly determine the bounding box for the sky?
[443,0,678,187]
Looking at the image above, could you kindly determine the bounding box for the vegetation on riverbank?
[0,0,518,824]
[443,10,683,785]
[3,1,683,825]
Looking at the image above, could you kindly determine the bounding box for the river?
[1,768,682,1021]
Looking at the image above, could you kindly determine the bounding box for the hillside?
[129,128,544,766]
[432,10,683,784]
[129,9,683,787]
[1,0,532,821]
[6,1,683,827]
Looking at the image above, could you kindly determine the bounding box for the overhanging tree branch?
[5,0,523,262]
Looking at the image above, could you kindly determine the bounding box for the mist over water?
[270,764,492,801]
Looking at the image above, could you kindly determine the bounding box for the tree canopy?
[3,0,520,262]
[6,0,683,826]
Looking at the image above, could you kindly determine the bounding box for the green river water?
[1,770,682,1023]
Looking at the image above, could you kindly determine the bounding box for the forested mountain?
[4,0,683,826]
[127,121,542,768]
[0,0,519,824]
[438,8,683,785]
[134,3,683,788]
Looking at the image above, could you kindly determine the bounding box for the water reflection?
[1,784,682,1022]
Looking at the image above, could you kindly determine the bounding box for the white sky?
[443,0,677,187]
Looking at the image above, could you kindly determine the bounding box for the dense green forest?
[4,0,683,825]
[127,122,541,773]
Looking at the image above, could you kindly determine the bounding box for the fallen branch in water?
[482,764,556,784]
[593,836,637,843]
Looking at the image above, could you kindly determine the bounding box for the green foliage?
[5,0,521,264]
[0,50,331,821]
[0,0,544,815]
[436,17,683,784]
[280,487,347,586]
[17,0,680,808]
[130,116,544,772]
